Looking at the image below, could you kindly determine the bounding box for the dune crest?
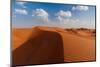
[13,26,64,65]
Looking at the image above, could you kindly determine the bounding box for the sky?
[12,0,96,29]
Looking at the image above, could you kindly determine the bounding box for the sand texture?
[12,26,96,65]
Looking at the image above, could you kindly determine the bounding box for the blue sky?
[12,0,96,28]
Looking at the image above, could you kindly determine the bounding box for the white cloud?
[63,19,79,24]
[56,10,72,18]
[56,16,63,21]
[32,8,49,22]
[55,16,79,25]
[61,19,80,28]
[51,10,80,28]
[14,9,28,15]
[31,9,80,28]
[55,10,72,23]
[47,18,80,28]
[16,2,27,8]
[72,5,89,11]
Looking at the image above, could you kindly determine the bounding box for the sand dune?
[12,28,33,50]
[12,26,96,66]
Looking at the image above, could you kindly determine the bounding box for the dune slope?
[13,27,64,65]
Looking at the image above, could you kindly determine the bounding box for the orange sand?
[12,26,96,65]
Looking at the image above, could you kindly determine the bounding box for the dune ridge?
[12,26,96,65]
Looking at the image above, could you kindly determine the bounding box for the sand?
[12,26,96,66]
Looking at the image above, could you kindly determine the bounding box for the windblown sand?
[12,26,96,65]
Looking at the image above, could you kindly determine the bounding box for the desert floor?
[12,26,96,65]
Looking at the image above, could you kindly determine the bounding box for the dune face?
[12,26,96,66]
[12,28,33,50]
[12,27,64,65]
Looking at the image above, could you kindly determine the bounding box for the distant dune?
[12,26,96,66]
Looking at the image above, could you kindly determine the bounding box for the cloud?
[72,5,89,11]
[55,16,80,26]
[51,10,80,28]
[56,10,72,18]
[62,18,80,24]
[32,8,49,22]
[14,9,28,15]
[47,18,80,28]
[55,10,72,22]
[31,9,80,28]
[16,2,27,8]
